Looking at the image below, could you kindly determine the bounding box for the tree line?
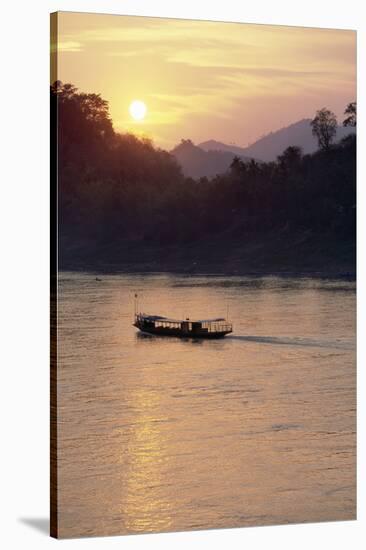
[52,82,356,267]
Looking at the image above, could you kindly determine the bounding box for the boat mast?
[134,293,138,318]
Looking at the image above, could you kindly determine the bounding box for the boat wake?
[227,335,353,350]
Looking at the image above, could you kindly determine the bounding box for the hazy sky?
[55,12,356,150]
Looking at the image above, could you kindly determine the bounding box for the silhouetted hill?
[199,139,250,157]
[200,119,356,162]
[171,139,253,179]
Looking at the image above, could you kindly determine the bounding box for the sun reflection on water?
[122,388,173,532]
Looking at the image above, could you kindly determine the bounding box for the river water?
[57,272,356,538]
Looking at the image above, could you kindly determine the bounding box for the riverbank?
[59,230,356,279]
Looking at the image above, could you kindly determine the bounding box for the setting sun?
[129,100,147,121]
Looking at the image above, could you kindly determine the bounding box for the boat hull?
[133,323,231,339]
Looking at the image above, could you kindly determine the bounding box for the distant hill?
[172,120,356,178]
[199,119,356,162]
[198,139,250,157]
[171,139,254,179]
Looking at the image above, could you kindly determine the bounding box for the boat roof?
[139,314,227,323]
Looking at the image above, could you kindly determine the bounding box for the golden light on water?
[123,387,172,532]
[57,273,356,536]
[129,100,147,121]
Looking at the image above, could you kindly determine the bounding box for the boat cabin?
[134,313,233,338]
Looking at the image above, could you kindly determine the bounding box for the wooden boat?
[133,313,233,339]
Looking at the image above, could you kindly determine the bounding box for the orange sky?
[54,12,356,150]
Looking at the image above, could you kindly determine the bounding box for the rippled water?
[57,272,356,538]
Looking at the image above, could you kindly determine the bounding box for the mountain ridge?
[199,119,355,162]
[171,119,356,179]
[170,139,254,179]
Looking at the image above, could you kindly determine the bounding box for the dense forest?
[52,82,356,275]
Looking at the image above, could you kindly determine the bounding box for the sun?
[129,100,147,121]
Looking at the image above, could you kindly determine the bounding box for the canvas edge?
[50,10,59,540]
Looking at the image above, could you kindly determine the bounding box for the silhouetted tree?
[343,102,357,127]
[230,155,245,176]
[311,108,337,150]
[277,146,303,172]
